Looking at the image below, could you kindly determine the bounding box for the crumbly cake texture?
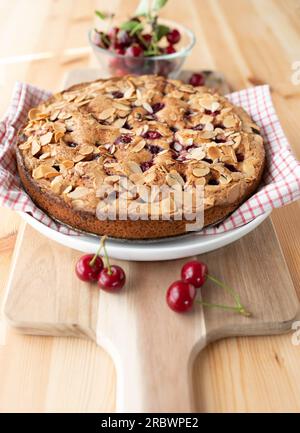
[16,75,265,239]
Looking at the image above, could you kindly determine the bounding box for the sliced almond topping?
[98,107,115,120]
[179,85,195,93]
[58,112,72,120]
[61,160,74,170]
[127,161,143,174]
[54,131,65,142]
[129,173,145,184]
[195,177,206,186]
[67,186,90,199]
[28,108,40,120]
[166,172,185,188]
[113,102,131,111]
[187,148,206,160]
[113,117,127,128]
[53,122,66,133]
[39,152,51,160]
[50,175,63,194]
[211,101,221,112]
[124,87,134,98]
[104,175,120,184]
[31,139,41,156]
[223,115,237,128]
[40,132,53,146]
[219,173,232,184]
[73,154,86,163]
[50,109,61,121]
[132,139,146,153]
[204,122,214,132]
[72,199,85,209]
[63,93,77,102]
[32,165,59,180]
[192,167,210,177]
[19,141,31,150]
[142,102,153,113]
[207,146,221,160]
[63,185,73,194]
[79,145,94,156]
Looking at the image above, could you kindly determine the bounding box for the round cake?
[16,75,265,239]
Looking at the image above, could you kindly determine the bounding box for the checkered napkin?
[0,82,299,237]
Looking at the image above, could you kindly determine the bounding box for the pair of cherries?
[166,260,250,316]
[75,238,125,292]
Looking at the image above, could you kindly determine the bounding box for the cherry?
[75,254,103,282]
[143,130,162,139]
[192,124,204,131]
[142,33,152,46]
[181,260,208,288]
[167,29,181,45]
[114,46,126,56]
[111,91,124,99]
[165,45,176,55]
[189,73,205,87]
[115,134,132,144]
[140,160,153,172]
[146,144,163,154]
[98,265,126,292]
[152,102,165,113]
[126,44,143,57]
[166,281,196,313]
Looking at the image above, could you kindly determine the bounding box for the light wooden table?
[0,0,300,413]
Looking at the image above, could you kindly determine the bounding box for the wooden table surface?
[0,0,300,413]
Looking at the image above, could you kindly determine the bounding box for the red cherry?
[143,130,162,139]
[166,280,196,313]
[189,73,205,87]
[140,160,153,172]
[115,47,125,55]
[75,254,103,282]
[126,44,143,57]
[98,265,126,292]
[165,45,176,55]
[167,29,181,45]
[181,260,208,288]
[142,33,152,45]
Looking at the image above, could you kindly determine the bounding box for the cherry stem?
[89,242,103,267]
[101,236,112,275]
[207,274,241,306]
[197,300,251,317]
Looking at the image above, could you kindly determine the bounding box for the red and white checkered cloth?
[0,82,299,237]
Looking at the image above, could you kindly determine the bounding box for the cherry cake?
[16,75,265,239]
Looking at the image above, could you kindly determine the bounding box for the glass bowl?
[88,19,195,78]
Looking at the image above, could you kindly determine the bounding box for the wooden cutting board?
[4,218,299,412]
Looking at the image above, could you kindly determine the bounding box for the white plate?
[19,211,271,261]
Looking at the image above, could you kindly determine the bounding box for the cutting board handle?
[99,333,204,412]
[97,277,207,413]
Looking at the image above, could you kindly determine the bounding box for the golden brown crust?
[16,75,265,239]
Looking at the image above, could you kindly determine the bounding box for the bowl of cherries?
[89,2,195,78]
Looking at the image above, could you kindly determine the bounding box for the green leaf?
[155,24,170,41]
[121,20,144,35]
[95,10,106,20]
[135,0,150,16]
[152,0,168,12]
